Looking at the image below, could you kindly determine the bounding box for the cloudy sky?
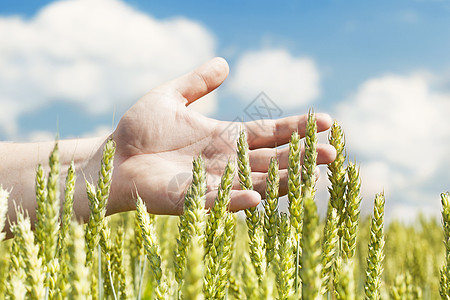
[1,0,450,221]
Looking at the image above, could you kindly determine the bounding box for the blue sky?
[1,0,450,220]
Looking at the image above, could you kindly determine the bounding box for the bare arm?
[0,57,337,239]
[0,136,108,238]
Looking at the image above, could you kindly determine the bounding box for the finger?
[168,57,229,105]
[251,168,321,199]
[245,113,333,149]
[249,144,337,172]
[251,170,289,199]
[205,190,261,212]
[249,148,289,172]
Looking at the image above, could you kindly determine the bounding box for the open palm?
[111,58,336,215]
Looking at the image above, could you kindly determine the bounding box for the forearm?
[0,135,109,238]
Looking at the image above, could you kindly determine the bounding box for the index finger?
[245,113,333,149]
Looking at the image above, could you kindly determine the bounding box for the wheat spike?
[300,191,322,300]
[321,207,339,295]
[364,192,385,300]
[11,205,46,300]
[55,161,76,299]
[302,109,318,198]
[342,162,362,260]
[277,213,295,300]
[237,129,266,280]
[174,155,207,291]
[135,195,168,299]
[204,160,235,256]
[85,138,115,266]
[264,157,280,266]
[327,121,347,235]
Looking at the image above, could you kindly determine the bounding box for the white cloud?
[228,49,320,108]
[0,0,217,137]
[336,72,450,210]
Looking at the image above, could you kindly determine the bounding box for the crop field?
[0,111,448,299]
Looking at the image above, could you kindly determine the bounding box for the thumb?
[168,57,229,106]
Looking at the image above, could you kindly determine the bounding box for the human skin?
[0,57,336,238]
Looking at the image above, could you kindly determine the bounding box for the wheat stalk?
[85,138,115,266]
[11,205,46,299]
[204,160,235,256]
[300,191,322,300]
[135,194,168,299]
[264,157,280,267]
[342,162,362,260]
[327,121,347,236]
[55,161,76,299]
[321,207,339,295]
[59,161,76,248]
[302,109,318,198]
[288,131,303,234]
[288,131,303,294]
[204,213,229,299]
[364,192,385,300]
[174,155,207,294]
[277,212,295,300]
[215,213,236,299]
[237,129,266,281]
[34,163,47,254]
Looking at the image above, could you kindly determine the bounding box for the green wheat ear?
[288,130,303,295]
[34,142,61,274]
[300,191,322,300]
[342,162,362,260]
[322,120,346,296]
[237,129,266,281]
[277,212,295,300]
[321,207,339,296]
[85,138,115,266]
[300,109,322,299]
[328,121,347,227]
[203,161,235,299]
[174,155,207,293]
[364,192,385,300]
[135,195,168,299]
[288,130,303,235]
[11,204,46,299]
[264,157,280,267]
[56,161,76,299]
[204,160,235,256]
[302,109,318,198]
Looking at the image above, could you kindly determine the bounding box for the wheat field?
[0,111,448,299]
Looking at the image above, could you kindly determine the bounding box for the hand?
[110,57,336,215]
